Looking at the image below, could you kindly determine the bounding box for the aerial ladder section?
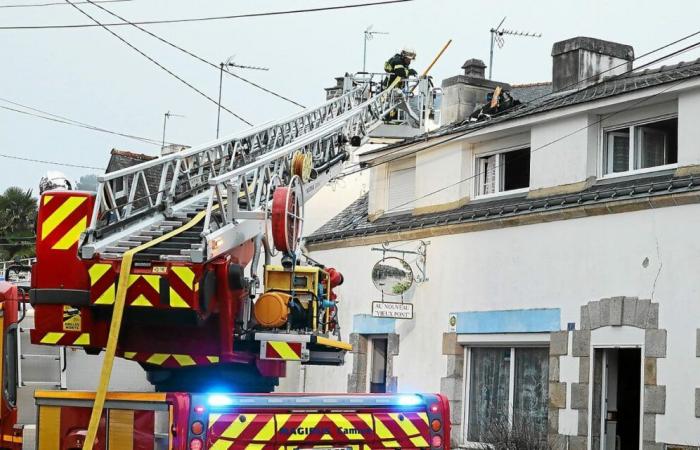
[29,76,423,396]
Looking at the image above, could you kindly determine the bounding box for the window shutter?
[388,166,416,212]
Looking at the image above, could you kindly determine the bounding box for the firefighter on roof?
[384,47,417,87]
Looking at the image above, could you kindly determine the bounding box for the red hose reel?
[270,176,304,253]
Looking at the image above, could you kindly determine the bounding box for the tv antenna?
[162,111,185,148]
[363,25,389,72]
[489,17,542,79]
[217,55,269,138]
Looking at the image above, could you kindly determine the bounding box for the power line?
[0,98,166,146]
[0,0,128,8]
[339,32,700,178]
[64,0,253,126]
[0,0,413,30]
[0,150,105,170]
[84,0,306,109]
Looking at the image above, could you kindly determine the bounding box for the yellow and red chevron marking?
[207,411,430,450]
[264,341,303,361]
[36,331,92,347]
[122,351,220,368]
[88,263,197,309]
[38,194,89,250]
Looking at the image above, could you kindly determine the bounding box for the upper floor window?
[475,147,530,197]
[387,164,415,213]
[602,117,677,176]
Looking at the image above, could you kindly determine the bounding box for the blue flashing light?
[397,394,423,406]
[207,394,234,407]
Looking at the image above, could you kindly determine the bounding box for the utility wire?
[0,150,105,170]
[339,33,700,177]
[0,0,413,30]
[0,98,166,146]
[0,0,128,8]
[84,0,305,109]
[64,0,253,126]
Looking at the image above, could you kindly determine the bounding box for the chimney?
[441,58,511,125]
[552,37,634,92]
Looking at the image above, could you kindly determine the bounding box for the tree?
[0,187,37,260]
[76,174,98,192]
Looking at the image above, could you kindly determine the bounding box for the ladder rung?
[21,381,61,386]
[160,221,183,226]
[160,255,191,262]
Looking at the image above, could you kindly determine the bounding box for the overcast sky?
[0,0,698,191]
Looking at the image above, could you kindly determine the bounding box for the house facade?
[301,37,700,449]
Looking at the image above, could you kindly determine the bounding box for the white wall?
[307,203,700,445]
[415,141,467,209]
[678,87,700,168]
[530,113,595,190]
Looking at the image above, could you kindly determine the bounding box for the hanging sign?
[372,301,413,320]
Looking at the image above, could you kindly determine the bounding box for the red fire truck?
[33,392,449,450]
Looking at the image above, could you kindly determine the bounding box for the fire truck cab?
[34,391,450,450]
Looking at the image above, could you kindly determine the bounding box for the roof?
[105,148,160,207]
[376,58,700,157]
[510,82,553,103]
[306,172,700,244]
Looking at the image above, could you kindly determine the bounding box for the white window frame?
[365,335,389,393]
[599,114,678,179]
[460,333,550,447]
[473,147,531,200]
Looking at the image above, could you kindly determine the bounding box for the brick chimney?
[552,37,634,92]
[441,58,511,125]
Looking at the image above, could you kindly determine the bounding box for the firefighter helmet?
[401,47,416,60]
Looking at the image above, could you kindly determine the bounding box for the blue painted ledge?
[353,314,396,334]
[451,308,560,334]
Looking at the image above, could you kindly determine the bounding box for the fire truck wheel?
[228,264,245,290]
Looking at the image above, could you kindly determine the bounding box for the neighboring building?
[303,37,700,449]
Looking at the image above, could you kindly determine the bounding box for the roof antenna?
[489,17,542,79]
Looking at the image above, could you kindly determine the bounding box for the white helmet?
[401,47,416,60]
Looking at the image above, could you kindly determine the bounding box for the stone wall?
[346,332,399,393]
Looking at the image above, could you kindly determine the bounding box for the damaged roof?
[308,59,700,243]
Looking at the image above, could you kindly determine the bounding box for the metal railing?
[197,84,413,262]
[85,82,374,241]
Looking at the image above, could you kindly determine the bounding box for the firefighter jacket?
[384,54,416,78]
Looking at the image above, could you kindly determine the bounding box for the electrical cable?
[0,0,128,8]
[338,34,700,179]
[0,99,166,146]
[0,0,413,30]
[64,0,253,126]
[84,0,305,109]
[0,149,105,170]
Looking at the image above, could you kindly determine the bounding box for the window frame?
[599,114,678,179]
[473,146,531,200]
[365,335,389,393]
[460,334,550,447]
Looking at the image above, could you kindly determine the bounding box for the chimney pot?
[462,58,487,78]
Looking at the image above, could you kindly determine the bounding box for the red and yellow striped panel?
[37,331,92,347]
[88,263,197,309]
[38,194,89,251]
[264,342,303,361]
[122,351,221,368]
[207,411,430,450]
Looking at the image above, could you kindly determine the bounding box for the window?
[387,166,415,212]
[368,337,388,393]
[603,117,677,176]
[466,347,548,444]
[475,148,530,197]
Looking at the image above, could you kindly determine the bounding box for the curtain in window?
[513,348,549,442]
[637,127,667,169]
[468,348,510,442]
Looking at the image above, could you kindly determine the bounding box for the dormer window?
[475,147,531,198]
[602,117,677,176]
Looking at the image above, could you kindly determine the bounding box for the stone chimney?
[441,58,511,125]
[552,37,634,92]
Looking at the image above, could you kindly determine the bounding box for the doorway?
[368,337,388,393]
[591,348,641,450]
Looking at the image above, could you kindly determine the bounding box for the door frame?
[588,344,644,450]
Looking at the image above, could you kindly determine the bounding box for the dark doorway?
[592,348,641,450]
[369,337,388,393]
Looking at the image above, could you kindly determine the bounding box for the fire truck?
[0,73,447,449]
